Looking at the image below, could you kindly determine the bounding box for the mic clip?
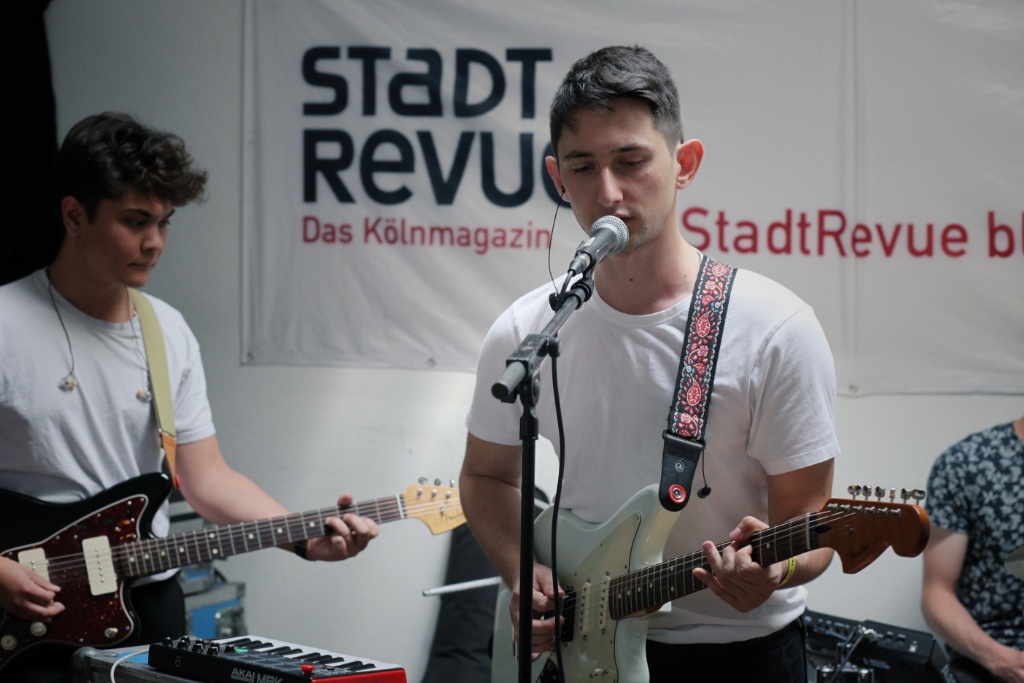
[551,274,594,312]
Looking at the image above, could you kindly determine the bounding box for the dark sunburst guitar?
[0,473,464,673]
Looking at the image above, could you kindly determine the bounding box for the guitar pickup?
[82,536,118,596]
[17,548,50,582]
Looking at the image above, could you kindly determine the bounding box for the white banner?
[242,0,1024,395]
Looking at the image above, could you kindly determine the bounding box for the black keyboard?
[148,635,407,683]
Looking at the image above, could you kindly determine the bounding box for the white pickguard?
[491,484,679,683]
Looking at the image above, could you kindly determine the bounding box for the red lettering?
[303,215,321,242]
[681,207,711,251]
[941,224,967,257]
[988,211,1021,257]
[767,210,792,255]
[851,223,871,257]
[734,220,758,253]
[797,212,812,255]
[715,210,730,253]
[817,210,846,256]
[876,223,902,257]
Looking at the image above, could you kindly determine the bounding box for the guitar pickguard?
[0,474,168,671]
[493,484,679,683]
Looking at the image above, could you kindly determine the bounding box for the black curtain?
[1,0,60,286]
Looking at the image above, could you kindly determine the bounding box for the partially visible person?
[922,414,1024,683]
[0,112,379,683]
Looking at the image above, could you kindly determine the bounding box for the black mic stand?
[491,274,595,683]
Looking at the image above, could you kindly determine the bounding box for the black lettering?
[480,132,533,207]
[507,49,552,119]
[348,46,391,116]
[454,49,505,117]
[304,129,355,202]
[360,130,414,204]
[389,48,442,116]
[302,46,347,116]
[418,131,474,205]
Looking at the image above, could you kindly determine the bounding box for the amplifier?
[805,610,952,683]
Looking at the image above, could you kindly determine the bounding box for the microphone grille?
[591,216,629,253]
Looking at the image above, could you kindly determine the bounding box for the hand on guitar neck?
[690,515,834,614]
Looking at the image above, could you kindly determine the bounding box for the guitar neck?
[607,513,819,619]
[121,495,406,577]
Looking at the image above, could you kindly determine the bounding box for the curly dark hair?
[54,112,208,219]
[549,45,684,156]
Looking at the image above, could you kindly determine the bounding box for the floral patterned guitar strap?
[659,255,737,512]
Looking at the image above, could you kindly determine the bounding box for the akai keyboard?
[147,635,407,683]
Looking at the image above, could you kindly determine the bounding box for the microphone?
[566,216,629,275]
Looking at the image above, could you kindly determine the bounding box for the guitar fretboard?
[120,496,406,577]
[605,511,824,619]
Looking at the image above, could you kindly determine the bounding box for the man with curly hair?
[0,112,379,682]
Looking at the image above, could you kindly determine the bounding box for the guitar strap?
[659,255,737,512]
[129,289,179,488]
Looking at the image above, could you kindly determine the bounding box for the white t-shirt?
[0,269,215,547]
[466,265,840,644]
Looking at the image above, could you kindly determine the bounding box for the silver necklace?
[47,276,152,402]
[127,293,153,403]
[47,277,79,392]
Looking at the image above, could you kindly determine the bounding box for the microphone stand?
[491,273,595,683]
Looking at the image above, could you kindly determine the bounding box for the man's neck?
[47,257,132,323]
[594,232,702,315]
[1013,415,1024,442]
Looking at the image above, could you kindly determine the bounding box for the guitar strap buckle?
[659,431,704,511]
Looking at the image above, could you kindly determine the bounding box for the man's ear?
[60,196,86,236]
[545,155,566,199]
[676,139,704,190]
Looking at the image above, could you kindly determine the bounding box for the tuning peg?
[847,485,859,497]
[899,488,926,503]
[873,486,885,500]
[434,478,441,486]
[418,476,428,485]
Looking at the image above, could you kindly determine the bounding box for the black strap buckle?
[659,430,705,512]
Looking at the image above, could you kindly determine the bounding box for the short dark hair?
[549,45,684,156]
[54,112,208,219]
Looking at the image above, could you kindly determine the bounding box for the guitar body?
[492,484,679,683]
[0,473,170,671]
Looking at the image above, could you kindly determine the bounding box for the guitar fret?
[7,479,460,599]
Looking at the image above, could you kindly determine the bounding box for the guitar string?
[560,505,907,626]
[26,495,461,582]
[573,506,849,621]
[568,505,896,624]
[36,495,455,578]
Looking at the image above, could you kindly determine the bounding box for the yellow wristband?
[778,556,797,588]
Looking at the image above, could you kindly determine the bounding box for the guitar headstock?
[817,485,930,574]
[401,479,465,535]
